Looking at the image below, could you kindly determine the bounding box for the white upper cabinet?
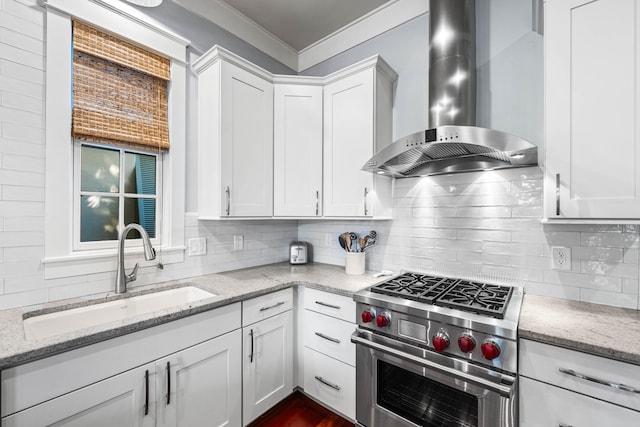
[273,80,324,217]
[544,0,640,219]
[323,58,397,218]
[194,47,274,218]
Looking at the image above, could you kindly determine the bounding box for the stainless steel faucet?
[115,223,156,294]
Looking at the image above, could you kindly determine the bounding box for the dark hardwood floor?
[248,391,355,427]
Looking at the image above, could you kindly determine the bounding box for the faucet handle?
[126,262,140,284]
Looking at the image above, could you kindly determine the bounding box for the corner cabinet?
[544,0,640,220]
[273,79,324,217]
[323,58,397,218]
[194,47,274,218]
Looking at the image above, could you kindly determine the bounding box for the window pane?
[124,197,156,239]
[124,152,156,195]
[81,145,120,193]
[80,195,119,242]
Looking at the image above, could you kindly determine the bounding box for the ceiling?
[218,0,391,51]
[171,0,427,71]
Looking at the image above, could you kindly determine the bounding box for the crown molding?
[173,0,426,72]
[298,0,428,71]
[174,0,298,71]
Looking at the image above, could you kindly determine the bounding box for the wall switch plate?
[233,235,244,252]
[188,237,207,256]
[551,246,571,270]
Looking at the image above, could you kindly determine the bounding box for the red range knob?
[458,334,476,353]
[481,340,501,360]
[432,331,450,352]
[361,309,376,323]
[376,313,390,328]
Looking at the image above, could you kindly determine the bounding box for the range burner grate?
[370,273,513,319]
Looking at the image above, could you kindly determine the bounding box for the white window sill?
[42,246,185,279]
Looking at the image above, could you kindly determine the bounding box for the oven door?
[352,328,516,427]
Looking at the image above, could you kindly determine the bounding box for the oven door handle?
[351,332,515,398]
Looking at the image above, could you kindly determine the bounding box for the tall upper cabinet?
[273,78,324,217]
[323,57,397,218]
[544,0,640,220]
[194,47,274,218]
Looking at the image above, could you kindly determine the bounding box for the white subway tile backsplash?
[579,289,638,310]
[580,260,639,279]
[1,0,44,25]
[581,232,640,248]
[572,246,624,263]
[624,249,639,264]
[622,279,639,295]
[1,27,43,54]
[0,10,43,40]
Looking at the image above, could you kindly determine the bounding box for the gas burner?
[370,273,514,319]
[370,273,455,303]
[435,280,513,319]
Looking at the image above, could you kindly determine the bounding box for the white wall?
[0,0,297,310]
[300,168,640,310]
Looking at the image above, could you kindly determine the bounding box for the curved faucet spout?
[115,223,157,294]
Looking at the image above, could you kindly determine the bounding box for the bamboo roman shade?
[72,21,170,151]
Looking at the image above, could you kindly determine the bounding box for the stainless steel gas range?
[351,272,523,427]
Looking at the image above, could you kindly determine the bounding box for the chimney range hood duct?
[362,0,538,178]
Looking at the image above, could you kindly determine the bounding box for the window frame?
[73,141,161,251]
[43,0,189,279]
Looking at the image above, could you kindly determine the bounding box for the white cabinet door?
[545,0,640,219]
[242,310,294,425]
[2,363,156,427]
[519,377,640,426]
[274,83,323,217]
[323,68,375,217]
[220,61,274,217]
[157,329,242,427]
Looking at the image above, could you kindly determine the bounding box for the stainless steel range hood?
[362,0,538,178]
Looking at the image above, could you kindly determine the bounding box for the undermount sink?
[23,286,217,340]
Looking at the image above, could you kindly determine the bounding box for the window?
[74,142,159,249]
[71,20,168,249]
[43,0,187,277]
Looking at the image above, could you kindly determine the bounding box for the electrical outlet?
[233,235,244,252]
[188,237,206,256]
[551,246,571,270]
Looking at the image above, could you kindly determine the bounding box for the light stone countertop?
[0,262,381,370]
[519,294,640,366]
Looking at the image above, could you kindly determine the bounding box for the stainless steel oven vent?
[362,0,538,178]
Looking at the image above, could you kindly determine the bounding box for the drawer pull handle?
[166,361,171,405]
[315,332,341,344]
[315,375,341,391]
[260,301,285,312]
[559,424,573,427]
[144,369,149,416]
[249,329,254,363]
[559,368,640,394]
[315,301,340,310]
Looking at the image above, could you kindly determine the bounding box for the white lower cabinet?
[520,377,640,426]
[519,339,640,426]
[2,362,156,427]
[1,304,242,427]
[302,288,356,420]
[242,289,294,425]
[156,330,242,427]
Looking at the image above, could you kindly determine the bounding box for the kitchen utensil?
[338,233,348,251]
[348,232,358,252]
[339,232,352,252]
[358,237,366,252]
[368,230,377,240]
[361,237,377,252]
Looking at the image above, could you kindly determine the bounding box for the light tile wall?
[299,167,640,310]
[0,1,297,310]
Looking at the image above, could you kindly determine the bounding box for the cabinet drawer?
[243,288,293,326]
[304,288,355,323]
[519,377,640,427]
[303,347,355,420]
[520,339,640,411]
[304,310,355,366]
